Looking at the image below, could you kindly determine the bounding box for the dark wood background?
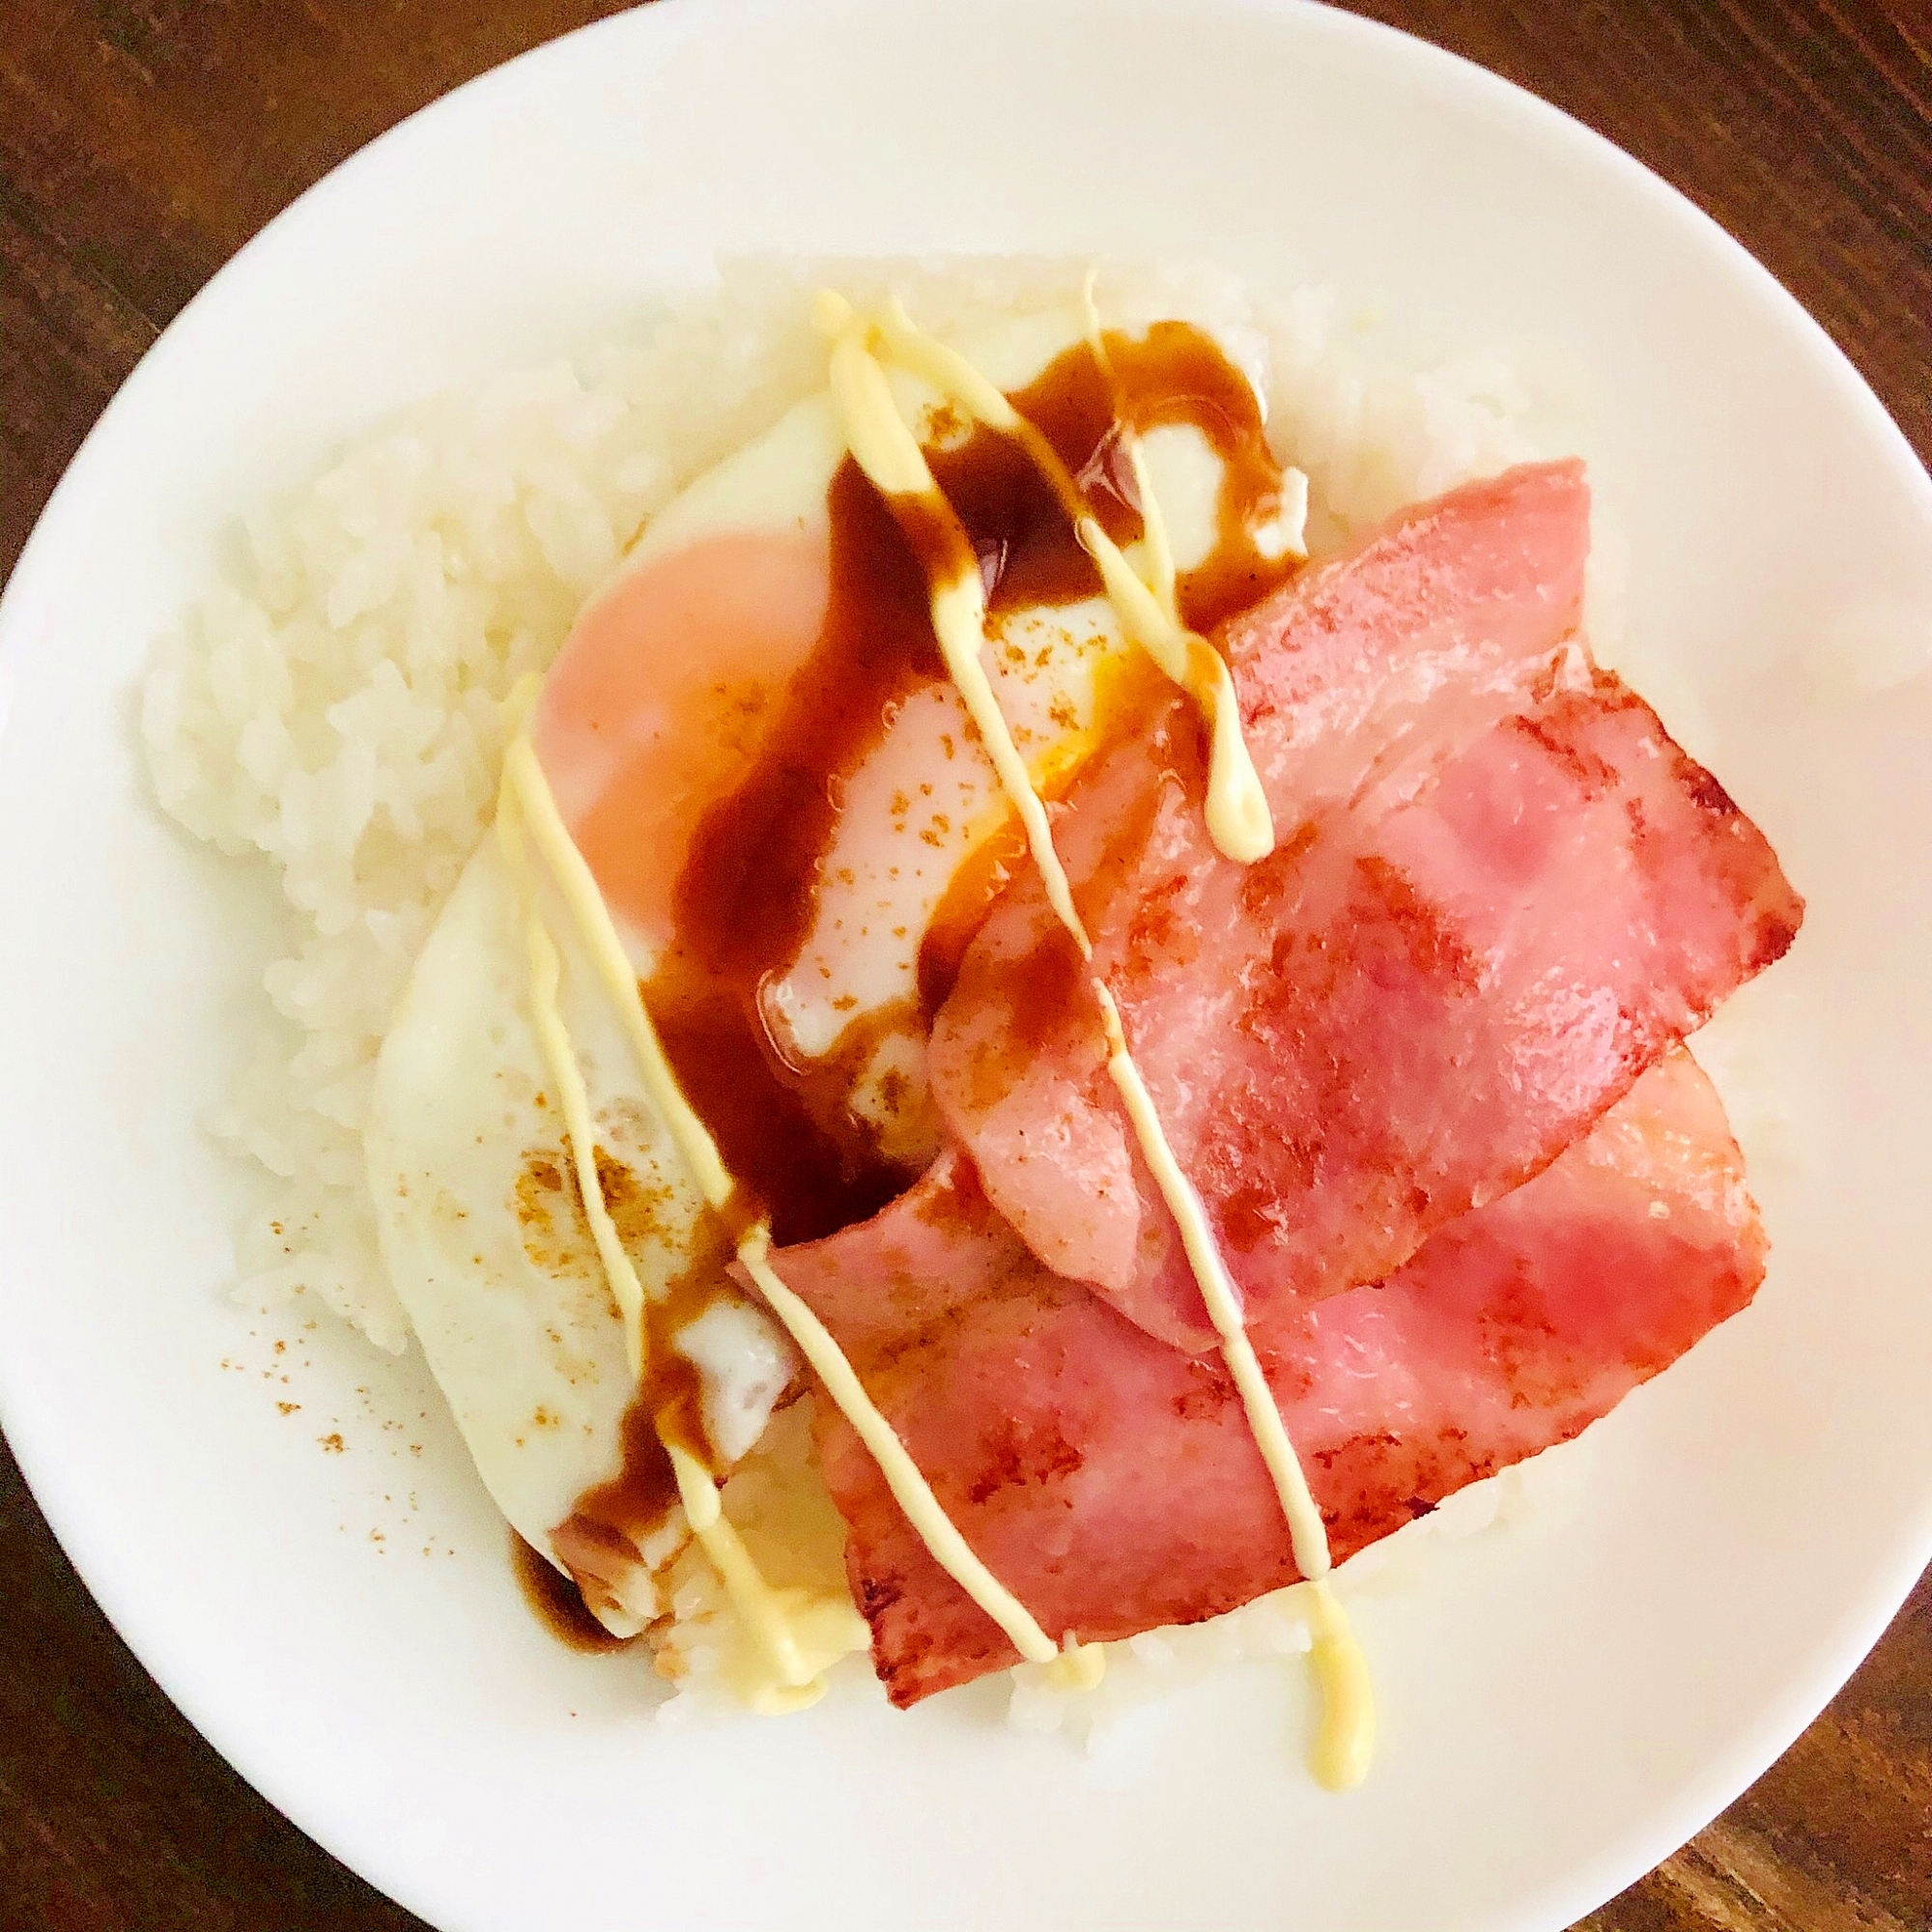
[2,2,1927,1926]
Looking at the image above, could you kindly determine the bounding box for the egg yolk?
[531,526,831,955]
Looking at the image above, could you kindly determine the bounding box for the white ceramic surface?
[2,3,1929,1928]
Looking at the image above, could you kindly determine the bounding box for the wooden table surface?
[3,2,1927,1926]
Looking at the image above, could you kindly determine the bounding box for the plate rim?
[1,2,1928,1928]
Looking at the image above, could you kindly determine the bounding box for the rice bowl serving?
[2,5,1923,1925]
[138,256,1804,1775]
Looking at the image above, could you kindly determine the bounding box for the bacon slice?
[927,466,1802,1350]
[765,1048,1765,1705]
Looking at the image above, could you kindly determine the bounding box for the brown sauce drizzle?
[658,326,1291,1227]
[918,816,1032,1014]
[927,343,1140,610]
[544,1210,744,1625]
[532,318,1300,1651]
[655,460,940,1248]
[1102,323,1301,636]
[513,1530,636,1652]
[942,695,1212,1117]
[643,368,1140,1244]
[916,646,1175,1015]
[654,324,1295,1244]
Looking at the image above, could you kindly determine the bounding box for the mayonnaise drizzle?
[1096,980,1373,1786]
[498,691,868,1706]
[822,309,1093,953]
[497,690,1096,1693]
[835,290,1274,867]
[736,1225,1097,1687]
[501,730,733,1211]
[1080,273,1179,619]
[666,1440,868,1714]
[819,292,1373,1788]
[495,736,648,1378]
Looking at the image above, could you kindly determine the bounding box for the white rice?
[140,255,1573,1709]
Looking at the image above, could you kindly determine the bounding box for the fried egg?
[366,299,1303,1631]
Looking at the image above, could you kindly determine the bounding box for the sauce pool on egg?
[528,315,1302,1261]
[512,1529,637,1653]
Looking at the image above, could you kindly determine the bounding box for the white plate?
[3,2,1929,1927]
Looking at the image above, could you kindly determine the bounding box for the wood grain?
[0,3,1926,1928]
